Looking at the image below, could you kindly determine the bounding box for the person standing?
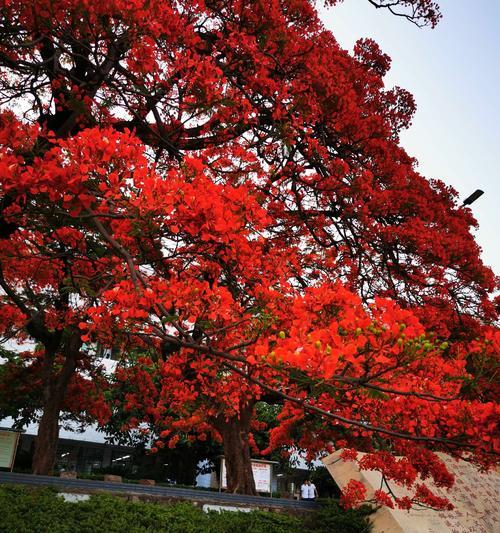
[307,480,318,501]
[300,480,310,500]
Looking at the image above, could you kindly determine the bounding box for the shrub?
[305,499,374,533]
[0,485,372,533]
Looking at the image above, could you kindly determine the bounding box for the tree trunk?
[215,402,256,495]
[32,333,80,475]
[32,392,62,475]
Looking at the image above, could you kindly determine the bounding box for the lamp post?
[462,189,484,206]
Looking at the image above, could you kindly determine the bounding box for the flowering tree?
[0,115,113,472]
[0,0,498,505]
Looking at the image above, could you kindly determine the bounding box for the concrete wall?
[323,450,500,533]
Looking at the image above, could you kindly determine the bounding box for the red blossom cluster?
[341,479,368,509]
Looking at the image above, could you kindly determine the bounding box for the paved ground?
[0,471,319,511]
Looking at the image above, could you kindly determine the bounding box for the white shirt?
[307,483,317,499]
[300,483,309,499]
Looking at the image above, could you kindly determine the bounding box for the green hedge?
[303,499,374,533]
[0,485,372,533]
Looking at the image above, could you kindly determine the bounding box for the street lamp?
[462,189,484,206]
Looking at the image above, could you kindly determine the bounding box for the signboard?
[220,458,272,493]
[323,450,500,533]
[251,462,272,493]
[0,430,20,470]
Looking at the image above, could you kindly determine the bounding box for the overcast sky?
[319,0,499,274]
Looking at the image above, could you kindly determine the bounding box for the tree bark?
[32,392,63,475]
[215,402,256,495]
[32,331,80,475]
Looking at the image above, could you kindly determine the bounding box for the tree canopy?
[0,0,498,507]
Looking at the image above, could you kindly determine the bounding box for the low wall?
[0,471,318,514]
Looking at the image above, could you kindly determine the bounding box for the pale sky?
[319,0,499,275]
